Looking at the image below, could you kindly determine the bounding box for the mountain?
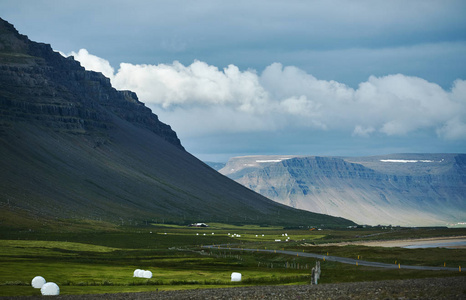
[0,18,354,229]
[204,162,226,171]
[219,154,466,227]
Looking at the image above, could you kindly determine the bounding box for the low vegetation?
[0,223,464,296]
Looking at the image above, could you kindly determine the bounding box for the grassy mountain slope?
[0,18,354,229]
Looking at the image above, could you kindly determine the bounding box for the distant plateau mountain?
[219,154,466,227]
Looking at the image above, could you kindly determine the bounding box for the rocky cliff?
[0,18,354,228]
[0,18,182,148]
[220,154,466,226]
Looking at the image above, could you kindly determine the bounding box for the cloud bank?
[69,49,466,140]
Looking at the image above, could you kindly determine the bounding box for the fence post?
[310,261,321,284]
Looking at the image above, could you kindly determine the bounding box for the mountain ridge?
[0,18,183,149]
[219,154,466,226]
[0,18,354,229]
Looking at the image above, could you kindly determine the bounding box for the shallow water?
[403,239,466,249]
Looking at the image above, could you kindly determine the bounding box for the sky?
[1,0,466,162]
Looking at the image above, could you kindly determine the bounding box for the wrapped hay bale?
[143,270,152,279]
[134,269,141,277]
[31,276,46,289]
[41,282,59,295]
[231,272,242,282]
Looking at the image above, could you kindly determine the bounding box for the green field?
[0,224,465,296]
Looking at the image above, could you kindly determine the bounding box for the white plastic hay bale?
[31,276,46,289]
[134,269,141,277]
[41,282,59,296]
[137,270,145,277]
[143,270,152,278]
[231,272,242,282]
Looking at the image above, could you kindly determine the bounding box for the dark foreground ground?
[8,277,466,300]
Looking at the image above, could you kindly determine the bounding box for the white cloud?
[436,118,466,140]
[111,60,268,111]
[67,49,115,79]
[68,49,466,141]
[450,79,466,103]
[356,74,459,136]
[352,125,375,137]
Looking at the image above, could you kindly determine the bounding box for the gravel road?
[203,245,460,271]
[9,276,466,300]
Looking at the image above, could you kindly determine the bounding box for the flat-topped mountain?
[0,18,354,229]
[219,154,466,226]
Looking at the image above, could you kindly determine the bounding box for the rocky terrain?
[13,277,466,299]
[0,18,181,148]
[0,18,354,228]
[219,154,466,227]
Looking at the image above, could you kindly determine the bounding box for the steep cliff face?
[0,18,354,228]
[220,154,466,226]
[0,18,182,148]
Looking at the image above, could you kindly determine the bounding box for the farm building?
[189,223,209,227]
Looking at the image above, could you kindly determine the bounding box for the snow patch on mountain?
[380,159,436,163]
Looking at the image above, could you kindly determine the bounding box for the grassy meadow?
[0,223,465,296]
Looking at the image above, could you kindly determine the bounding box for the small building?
[189,223,209,227]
